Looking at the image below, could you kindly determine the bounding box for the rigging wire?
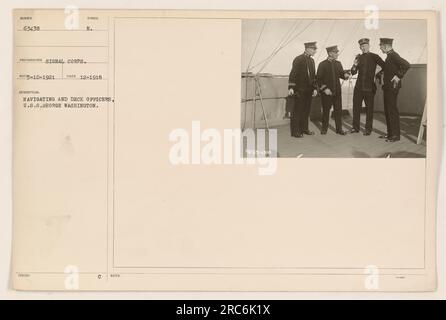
[248,20,303,72]
[280,20,315,49]
[246,19,267,71]
[256,20,302,70]
[256,20,315,73]
[243,20,266,131]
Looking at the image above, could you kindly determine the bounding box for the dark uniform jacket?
[316,58,347,96]
[382,49,410,90]
[350,52,385,92]
[288,53,317,92]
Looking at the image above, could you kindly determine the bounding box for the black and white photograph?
[241,19,427,158]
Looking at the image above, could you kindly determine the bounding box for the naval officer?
[287,42,319,138]
[350,38,385,135]
[316,45,351,135]
[378,38,411,142]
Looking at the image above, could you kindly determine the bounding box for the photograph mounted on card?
[12,9,438,291]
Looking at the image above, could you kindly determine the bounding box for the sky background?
[242,19,427,75]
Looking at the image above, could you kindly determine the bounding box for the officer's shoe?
[349,128,360,133]
[363,131,371,136]
[320,130,327,135]
[302,130,315,135]
[386,136,400,142]
[293,133,304,138]
[379,134,389,139]
[336,130,347,136]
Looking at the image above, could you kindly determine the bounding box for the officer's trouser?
[352,88,375,132]
[383,88,400,138]
[290,90,312,136]
[321,93,343,132]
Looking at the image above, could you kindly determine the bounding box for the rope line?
[256,20,315,73]
[256,20,302,71]
[243,20,266,131]
[248,20,303,72]
[280,20,315,49]
[246,19,267,71]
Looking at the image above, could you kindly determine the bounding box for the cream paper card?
[12,9,438,291]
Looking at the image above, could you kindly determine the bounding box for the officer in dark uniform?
[378,38,410,142]
[316,45,351,135]
[287,42,319,138]
[350,38,385,135]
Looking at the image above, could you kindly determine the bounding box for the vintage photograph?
[241,19,427,158]
[9,8,439,294]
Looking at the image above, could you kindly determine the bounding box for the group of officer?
[287,38,410,142]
